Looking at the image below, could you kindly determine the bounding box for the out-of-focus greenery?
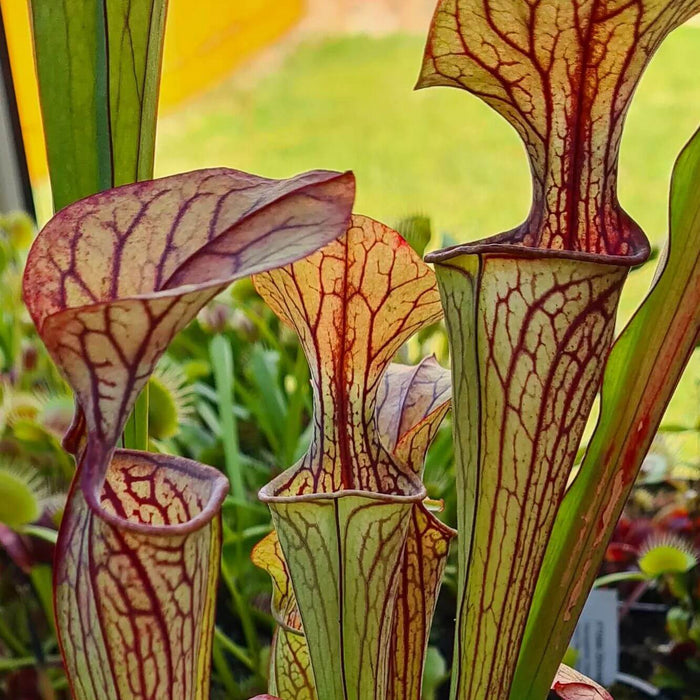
[594,448,700,699]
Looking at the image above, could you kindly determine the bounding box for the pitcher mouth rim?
[425,235,650,269]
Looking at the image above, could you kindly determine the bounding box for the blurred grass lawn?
[155,27,699,432]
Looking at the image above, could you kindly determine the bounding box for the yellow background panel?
[0,0,303,182]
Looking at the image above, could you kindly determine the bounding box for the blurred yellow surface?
[0,0,303,183]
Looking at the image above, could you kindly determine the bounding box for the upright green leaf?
[31,0,112,209]
[30,0,168,210]
[104,0,167,186]
[514,128,700,700]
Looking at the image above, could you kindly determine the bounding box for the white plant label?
[571,588,619,687]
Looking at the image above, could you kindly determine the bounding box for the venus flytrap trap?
[0,462,51,531]
[22,168,355,699]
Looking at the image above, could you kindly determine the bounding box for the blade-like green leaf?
[104,0,167,186]
[30,0,168,211]
[514,128,700,700]
[31,0,112,209]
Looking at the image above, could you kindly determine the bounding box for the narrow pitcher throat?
[425,221,651,269]
[258,422,429,503]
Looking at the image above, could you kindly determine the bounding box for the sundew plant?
[21,0,700,699]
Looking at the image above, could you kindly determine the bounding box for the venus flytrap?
[22,168,355,699]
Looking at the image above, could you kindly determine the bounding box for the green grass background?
[155,27,699,431]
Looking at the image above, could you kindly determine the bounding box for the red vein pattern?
[22,167,355,700]
[254,218,450,699]
[251,532,315,700]
[551,665,614,699]
[419,0,698,255]
[377,357,452,470]
[386,502,455,700]
[255,216,442,497]
[513,129,700,700]
[416,2,699,697]
[376,357,456,700]
[56,451,227,700]
[25,168,355,463]
[436,252,627,699]
[253,354,454,700]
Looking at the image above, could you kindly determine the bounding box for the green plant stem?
[0,654,62,672]
[593,571,649,588]
[283,347,309,465]
[213,627,255,672]
[0,613,28,656]
[123,389,150,450]
[209,335,245,507]
[29,565,55,637]
[212,632,245,700]
[224,524,272,545]
[222,495,269,515]
[220,556,260,664]
[20,526,58,544]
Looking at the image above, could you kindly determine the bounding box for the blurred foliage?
[0,212,69,699]
[597,435,700,700]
